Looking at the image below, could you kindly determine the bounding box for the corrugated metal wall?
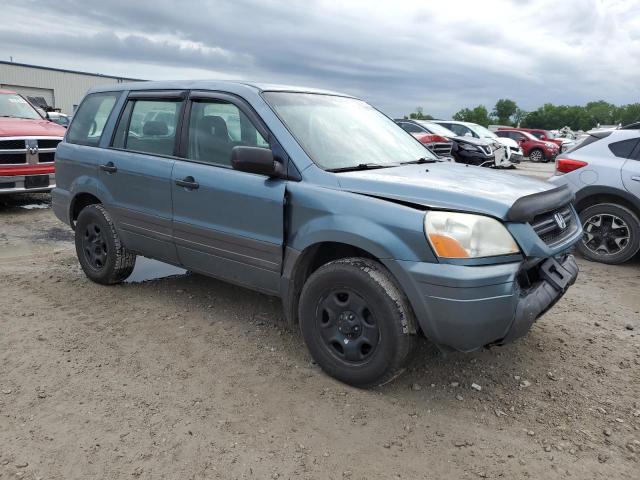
[0,62,139,115]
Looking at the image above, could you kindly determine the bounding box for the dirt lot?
[1,165,639,479]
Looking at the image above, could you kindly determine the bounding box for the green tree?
[492,99,518,125]
[452,105,491,127]
[407,106,434,120]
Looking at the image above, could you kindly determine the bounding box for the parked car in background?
[47,112,70,128]
[397,119,509,167]
[53,80,580,387]
[550,129,640,264]
[0,89,66,194]
[434,120,523,164]
[395,119,453,157]
[496,129,559,163]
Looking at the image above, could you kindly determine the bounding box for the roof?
[0,60,142,81]
[88,79,352,97]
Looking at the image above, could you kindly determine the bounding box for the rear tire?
[298,258,417,387]
[577,203,640,264]
[75,204,136,284]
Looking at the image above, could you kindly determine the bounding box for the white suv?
[434,120,524,164]
[549,129,640,264]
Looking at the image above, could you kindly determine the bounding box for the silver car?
[549,129,640,264]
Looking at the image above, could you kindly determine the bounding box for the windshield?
[417,121,456,137]
[263,92,436,170]
[467,123,497,139]
[0,93,42,120]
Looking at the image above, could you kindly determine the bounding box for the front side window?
[264,92,435,170]
[67,92,119,146]
[187,100,268,166]
[0,93,42,120]
[112,99,181,156]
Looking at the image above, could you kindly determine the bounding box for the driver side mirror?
[231,146,280,177]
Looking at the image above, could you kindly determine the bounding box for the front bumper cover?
[384,253,579,352]
[499,254,578,344]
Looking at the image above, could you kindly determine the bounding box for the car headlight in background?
[424,211,520,258]
[458,143,479,151]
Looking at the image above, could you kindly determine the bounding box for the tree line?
[406,99,640,131]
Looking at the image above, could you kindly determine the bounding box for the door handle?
[99,162,117,173]
[631,176,640,182]
[175,176,199,190]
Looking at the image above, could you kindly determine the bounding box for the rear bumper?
[384,254,578,351]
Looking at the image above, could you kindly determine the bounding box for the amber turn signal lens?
[427,233,470,258]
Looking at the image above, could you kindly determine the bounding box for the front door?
[171,93,285,294]
[99,92,185,263]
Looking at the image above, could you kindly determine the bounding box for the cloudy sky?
[2,0,639,117]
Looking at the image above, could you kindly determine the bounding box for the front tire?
[298,258,417,387]
[529,148,544,163]
[577,203,640,264]
[75,204,136,284]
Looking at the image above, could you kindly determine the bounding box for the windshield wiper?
[400,157,438,165]
[327,163,394,173]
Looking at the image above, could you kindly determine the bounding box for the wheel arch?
[70,192,103,229]
[280,241,417,333]
[574,186,640,218]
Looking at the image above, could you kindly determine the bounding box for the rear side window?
[608,138,640,159]
[66,92,119,146]
[399,122,423,134]
[112,99,181,156]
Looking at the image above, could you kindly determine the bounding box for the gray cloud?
[2,0,639,117]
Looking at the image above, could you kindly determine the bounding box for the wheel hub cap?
[337,311,362,339]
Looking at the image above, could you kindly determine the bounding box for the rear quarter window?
[66,92,120,147]
[608,138,640,159]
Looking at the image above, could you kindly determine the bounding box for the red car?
[498,127,563,148]
[0,89,66,194]
[495,128,559,163]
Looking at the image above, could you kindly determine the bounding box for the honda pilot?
[53,81,581,387]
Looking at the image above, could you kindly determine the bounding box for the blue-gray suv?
[53,81,581,387]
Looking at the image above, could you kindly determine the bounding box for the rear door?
[100,90,186,263]
[171,91,285,294]
[619,137,640,198]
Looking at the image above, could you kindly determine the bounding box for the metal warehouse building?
[0,60,141,115]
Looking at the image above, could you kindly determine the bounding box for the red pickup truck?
[0,89,66,194]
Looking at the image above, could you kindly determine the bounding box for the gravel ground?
[1,174,639,479]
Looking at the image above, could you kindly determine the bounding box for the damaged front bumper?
[383,254,579,352]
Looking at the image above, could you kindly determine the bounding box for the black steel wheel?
[299,258,417,387]
[577,203,640,264]
[317,288,380,364]
[75,204,136,284]
[82,222,108,271]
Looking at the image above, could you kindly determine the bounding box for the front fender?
[286,183,436,262]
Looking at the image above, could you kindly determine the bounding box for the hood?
[336,162,555,220]
[0,117,66,137]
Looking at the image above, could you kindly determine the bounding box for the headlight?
[424,211,520,258]
[458,143,479,151]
